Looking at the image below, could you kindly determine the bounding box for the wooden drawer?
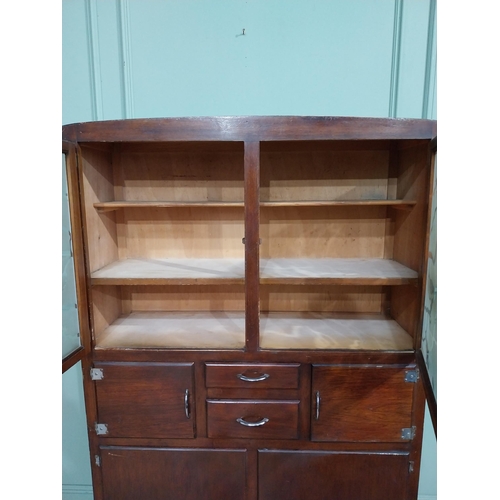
[207,400,299,439]
[205,363,300,389]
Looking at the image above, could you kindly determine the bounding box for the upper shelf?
[94,199,416,213]
[90,257,418,286]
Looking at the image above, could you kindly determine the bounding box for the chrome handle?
[237,373,270,383]
[315,391,320,420]
[236,417,269,427]
[184,389,191,419]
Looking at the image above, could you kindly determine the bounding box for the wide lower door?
[258,450,410,500]
[100,447,247,500]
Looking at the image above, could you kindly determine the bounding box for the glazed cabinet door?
[258,450,410,500]
[93,362,195,438]
[100,447,247,500]
[312,365,415,442]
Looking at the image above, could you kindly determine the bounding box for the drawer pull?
[236,417,269,427]
[237,373,270,383]
[315,391,321,420]
[184,389,191,419]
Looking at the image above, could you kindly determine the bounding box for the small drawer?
[207,400,299,439]
[206,363,300,389]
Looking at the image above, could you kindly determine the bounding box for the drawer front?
[206,363,300,389]
[207,400,299,439]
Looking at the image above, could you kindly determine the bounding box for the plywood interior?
[260,140,393,202]
[259,312,413,350]
[117,142,244,202]
[260,206,390,259]
[260,285,386,313]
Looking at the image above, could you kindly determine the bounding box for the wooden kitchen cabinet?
[63,116,436,499]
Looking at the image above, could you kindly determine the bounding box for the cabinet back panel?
[81,146,118,272]
[126,285,245,311]
[118,142,244,202]
[261,142,391,202]
[260,206,388,258]
[121,207,244,259]
[260,285,384,313]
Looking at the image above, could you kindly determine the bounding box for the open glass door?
[62,141,89,372]
[417,138,437,436]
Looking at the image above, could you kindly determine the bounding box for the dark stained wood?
[94,362,195,438]
[205,363,299,389]
[62,346,84,373]
[100,447,247,500]
[258,450,410,500]
[207,399,299,439]
[63,116,437,143]
[311,365,415,442]
[416,349,437,437]
[63,117,437,500]
[244,141,260,351]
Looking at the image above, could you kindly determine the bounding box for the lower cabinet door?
[100,447,247,500]
[94,362,195,438]
[258,450,410,500]
[312,365,415,442]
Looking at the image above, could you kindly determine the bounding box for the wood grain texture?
[207,399,299,439]
[260,312,413,350]
[94,362,195,439]
[311,365,414,442]
[258,450,410,500]
[100,447,247,500]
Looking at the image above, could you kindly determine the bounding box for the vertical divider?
[244,141,260,352]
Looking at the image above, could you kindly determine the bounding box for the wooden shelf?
[260,200,416,209]
[91,258,245,285]
[260,258,418,285]
[260,312,413,350]
[96,311,245,349]
[94,201,245,212]
[94,199,416,212]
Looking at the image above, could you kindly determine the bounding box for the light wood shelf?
[96,311,245,349]
[94,199,416,212]
[260,312,413,350]
[91,258,245,285]
[260,258,418,285]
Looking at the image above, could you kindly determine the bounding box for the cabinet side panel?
[91,286,122,339]
[80,145,118,272]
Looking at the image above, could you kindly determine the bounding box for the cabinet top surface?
[62,116,437,143]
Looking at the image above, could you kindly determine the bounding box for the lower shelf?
[97,312,246,349]
[260,312,413,350]
[95,311,413,350]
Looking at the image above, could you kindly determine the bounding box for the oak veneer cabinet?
[62,116,437,500]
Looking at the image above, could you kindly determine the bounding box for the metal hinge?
[401,426,416,440]
[90,368,104,380]
[95,423,109,435]
[404,369,419,383]
[95,455,101,467]
[409,461,414,473]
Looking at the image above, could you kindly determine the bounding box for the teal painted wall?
[62,1,437,498]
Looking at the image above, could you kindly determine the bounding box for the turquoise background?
[62,1,437,498]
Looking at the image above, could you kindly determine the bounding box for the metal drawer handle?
[236,417,269,427]
[184,389,191,419]
[315,391,320,420]
[237,373,270,383]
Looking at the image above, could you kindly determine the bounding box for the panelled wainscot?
[63,116,436,500]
